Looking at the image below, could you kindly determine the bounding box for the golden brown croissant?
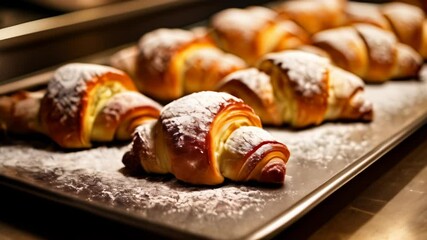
[0,90,45,134]
[345,1,427,58]
[274,0,347,35]
[0,63,162,148]
[311,24,422,82]
[122,91,290,185]
[210,6,309,65]
[110,28,246,101]
[217,50,373,127]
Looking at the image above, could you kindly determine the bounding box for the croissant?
[310,23,423,82]
[345,1,427,58]
[210,6,309,65]
[110,28,246,101]
[217,50,373,127]
[274,0,347,35]
[0,90,45,134]
[0,63,162,148]
[122,91,290,185]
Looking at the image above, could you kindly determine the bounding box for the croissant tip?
[259,159,287,184]
[122,151,144,174]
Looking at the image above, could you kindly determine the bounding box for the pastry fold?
[0,63,162,148]
[311,24,422,82]
[217,50,373,127]
[211,6,309,65]
[110,28,246,101]
[123,91,290,185]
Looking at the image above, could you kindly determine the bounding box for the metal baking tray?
[1,60,427,239]
[2,0,427,238]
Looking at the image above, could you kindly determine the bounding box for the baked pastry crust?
[218,50,373,127]
[311,24,422,82]
[123,91,290,185]
[111,28,246,101]
[1,63,162,148]
[211,6,309,65]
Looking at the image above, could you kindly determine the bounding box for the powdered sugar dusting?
[355,24,395,64]
[345,2,390,30]
[274,124,369,170]
[224,126,276,157]
[395,43,423,75]
[212,6,276,41]
[0,141,281,239]
[2,68,427,239]
[138,28,195,72]
[264,50,328,97]
[46,63,124,122]
[313,27,363,65]
[220,68,274,103]
[100,92,161,121]
[185,48,245,72]
[381,2,424,34]
[160,91,241,149]
[329,66,364,99]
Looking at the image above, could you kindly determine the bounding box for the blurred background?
[0,0,426,85]
[0,0,131,28]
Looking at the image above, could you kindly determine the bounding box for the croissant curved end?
[259,158,287,184]
[122,150,144,174]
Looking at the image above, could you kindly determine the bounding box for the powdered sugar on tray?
[2,69,427,239]
[0,140,281,237]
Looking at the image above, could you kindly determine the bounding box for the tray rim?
[2,74,427,240]
[1,108,426,240]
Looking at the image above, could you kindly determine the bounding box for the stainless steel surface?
[25,0,129,11]
[1,68,427,239]
[310,127,427,240]
[0,0,272,83]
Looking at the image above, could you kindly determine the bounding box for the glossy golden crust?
[122,91,291,185]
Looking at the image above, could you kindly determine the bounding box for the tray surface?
[1,67,427,239]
